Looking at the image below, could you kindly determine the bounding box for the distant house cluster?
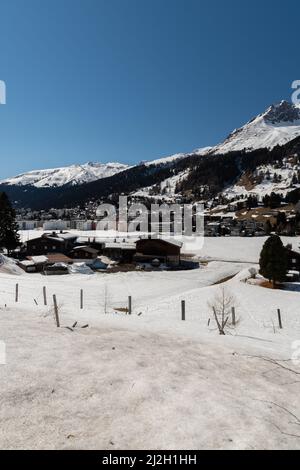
[286,245,300,281]
[17,219,97,231]
[205,215,267,237]
[17,231,184,274]
[205,200,300,237]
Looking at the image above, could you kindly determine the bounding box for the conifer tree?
[259,235,288,287]
[0,192,20,255]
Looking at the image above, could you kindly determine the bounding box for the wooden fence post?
[53,295,60,328]
[277,309,283,329]
[43,286,47,306]
[231,307,236,326]
[128,296,132,315]
[15,284,19,303]
[80,289,83,310]
[181,300,186,321]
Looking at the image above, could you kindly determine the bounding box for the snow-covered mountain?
[2,100,300,209]
[223,160,300,199]
[141,146,212,167]
[1,148,212,189]
[3,100,300,190]
[0,161,129,188]
[210,101,300,155]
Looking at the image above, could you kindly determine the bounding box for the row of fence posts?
[45,289,88,328]
[181,300,284,330]
[12,284,284,330]
[14,284,132,328]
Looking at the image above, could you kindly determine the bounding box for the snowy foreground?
[1,235,300,449]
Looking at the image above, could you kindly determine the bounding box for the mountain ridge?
[208,100,300,155]
[0,161,130,188]
[2,100,300,209]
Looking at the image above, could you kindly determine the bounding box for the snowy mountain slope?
[132,170,190,200]
[224,161,300,199]
[142,146,212,167]
[130,147,212,199]
[140,101,300,163]
[3,100,300,209]
[130,102,300,201]
[0,148,210,189]
[211,101,300,155]
[0,162,129,188]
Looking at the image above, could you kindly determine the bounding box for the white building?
[18,220,39,230]
[43,220,69,231]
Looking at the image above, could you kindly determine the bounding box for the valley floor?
[1,235,300,449]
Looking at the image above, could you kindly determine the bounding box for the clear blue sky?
[0,0,299,178]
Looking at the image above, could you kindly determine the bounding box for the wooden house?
[135,237,182,266]
[19,253,73,273]
[18,259,37,273]
[24,232,77,256]
[286,248,300,271]
[70,246,99,261]
[102,241,136,263]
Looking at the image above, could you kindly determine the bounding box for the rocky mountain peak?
[263,100,300,124]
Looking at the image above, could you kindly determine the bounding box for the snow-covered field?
[1,235,300,449]
[184,235,300,263]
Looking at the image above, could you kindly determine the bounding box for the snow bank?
[0,254,24,276]
[68,263,94,275]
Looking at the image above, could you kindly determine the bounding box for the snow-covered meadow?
[1,234,300,449]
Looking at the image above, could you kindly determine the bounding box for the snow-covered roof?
[30,255,48,264]
[46,236,65,243]
[57,232,78,240]
[72,245,98,253]
[140,235,183,248]
[19,260,35,267]
[48,262,68,268]
[76,236,105,244]
[103,242,136,250]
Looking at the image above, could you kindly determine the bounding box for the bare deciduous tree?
[208,287,236,335]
